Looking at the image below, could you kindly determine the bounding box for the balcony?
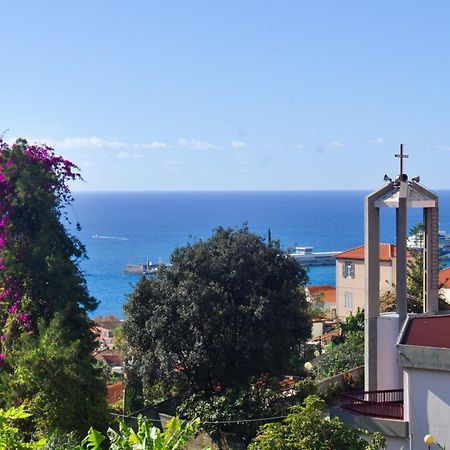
[340,389,404,420]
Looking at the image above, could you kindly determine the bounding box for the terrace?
[340,389,404,420]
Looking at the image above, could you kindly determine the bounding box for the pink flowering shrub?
[0,138,95,359]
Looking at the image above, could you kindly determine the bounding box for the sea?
[69,190,450,319]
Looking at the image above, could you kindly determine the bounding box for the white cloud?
[116,152,145,159]
[7,136,170,151]
[177,138,219,150]
[163,160,184,171]
[56,137,128,150]
[135,141,170,149]
[230,140,246,149]
[369,138,385,146]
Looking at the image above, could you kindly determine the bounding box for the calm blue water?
[69,191,450,319]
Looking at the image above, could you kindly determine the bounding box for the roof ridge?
[335,244,364,257]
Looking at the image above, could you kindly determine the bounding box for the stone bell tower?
[364,145,439,391]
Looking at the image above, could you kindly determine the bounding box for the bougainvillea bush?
[0,138,107,435]
[0,138,97,349]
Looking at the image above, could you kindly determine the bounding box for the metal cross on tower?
[395,144,409,176]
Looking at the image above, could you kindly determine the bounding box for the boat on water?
[289,246,340,267]
[407,230,450,257]
[124,261,166,277]
[92,234,129,241]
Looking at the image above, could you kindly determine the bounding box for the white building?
[334,312,450,449]
[332,163,449,449]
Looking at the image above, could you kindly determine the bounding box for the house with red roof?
[93,349,123,374]
[335,244,399,318]
[305,284,336,318]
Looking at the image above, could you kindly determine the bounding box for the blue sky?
[1,1,450,190]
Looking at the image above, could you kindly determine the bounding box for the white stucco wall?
[377,314,402,390]
[384,436,408,450]
[441,287,450,304]
[404,368,450,449]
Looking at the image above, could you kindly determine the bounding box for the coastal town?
[85,154,450,449]
[2,2,450,449]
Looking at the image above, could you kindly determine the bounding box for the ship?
[407,230,450,257]
[124,260,166,277]
[289,246,340,267]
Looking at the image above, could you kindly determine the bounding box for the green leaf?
[81,427,106,450]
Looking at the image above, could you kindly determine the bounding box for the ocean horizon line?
[71,188,450,194]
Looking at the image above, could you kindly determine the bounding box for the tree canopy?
[123,226,311,396]
[0,138,107,434]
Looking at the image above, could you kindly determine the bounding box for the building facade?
[335,244,397,318]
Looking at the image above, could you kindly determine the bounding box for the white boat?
[289,246,340,266]
[407,230,450,256]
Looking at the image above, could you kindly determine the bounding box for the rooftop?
[402,314,450,349]
[439,267,450,288]
[307,284,336,304]
[335,243,397,262]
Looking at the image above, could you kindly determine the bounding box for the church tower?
[364,146,439,391]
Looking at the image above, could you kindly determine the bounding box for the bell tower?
[364,145,439,391]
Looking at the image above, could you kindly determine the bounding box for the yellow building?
[335,243,397,318]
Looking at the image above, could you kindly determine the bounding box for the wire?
[203,415,287,424]
[108,411,287,425]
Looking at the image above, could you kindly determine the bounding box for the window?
[344,292,353,310]
[342,261,355,278]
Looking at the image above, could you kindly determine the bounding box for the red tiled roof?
[103,355,122,366]
[439,267,450,288]
[93,349,123,367]
[335,243,397,262]
[307,285,336,305]
[106,381,124,404]
[403,315,450,349]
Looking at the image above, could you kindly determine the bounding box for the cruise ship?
[407,230,450,257]
[289,246,340,267]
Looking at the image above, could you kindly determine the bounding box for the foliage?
[43,431,80,450]
[123,226,311,397]
[339,308,364,334]
[74,416,207,450]
[310,331,364,381]
[9,315,109,436]
[112,326,127,354]
[177,380,299,444]
[0,404,46,449]
[248,395,386,450]
[0,139,96,351]
[380,253,448,313]
[0,138,108,434]
[306,292,325,316]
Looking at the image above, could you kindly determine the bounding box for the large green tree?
[0,139,107,434]
[123,226,311,397]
